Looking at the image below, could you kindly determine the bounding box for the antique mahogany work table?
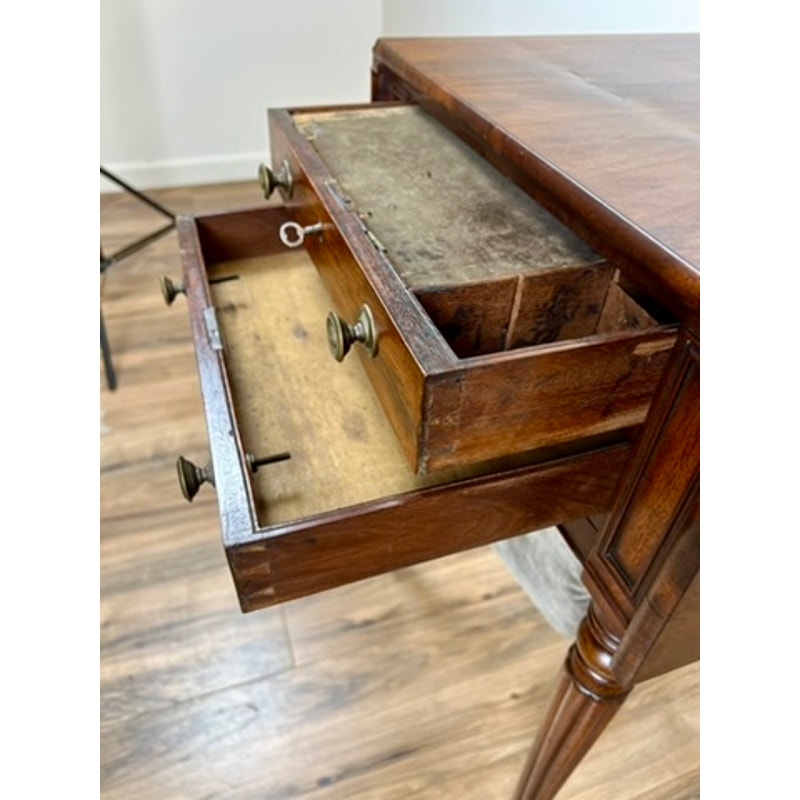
[169,35,699,799]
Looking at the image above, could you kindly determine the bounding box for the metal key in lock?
[279,221,325,249]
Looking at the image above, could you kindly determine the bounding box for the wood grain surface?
[371,37,699,800]
[373,35,700,326]
[291,106,600,288]
[100,180,698,799]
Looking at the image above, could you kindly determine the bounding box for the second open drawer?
[264,103,677,474]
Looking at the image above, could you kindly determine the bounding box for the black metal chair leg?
[100,167,177,391]
[100,307,117,391]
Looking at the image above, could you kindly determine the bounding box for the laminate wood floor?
[100,180,699,800]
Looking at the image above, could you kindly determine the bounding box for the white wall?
[100,0,382,189]
[100,0,699,190]
[382,0,700,37]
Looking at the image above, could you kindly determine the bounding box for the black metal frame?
[100,166,177,390]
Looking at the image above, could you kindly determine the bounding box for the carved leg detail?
[513,333,700,799]
[513,606,631,800]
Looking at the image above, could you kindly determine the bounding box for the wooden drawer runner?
[177,207,631,612]
[267,103,678,473]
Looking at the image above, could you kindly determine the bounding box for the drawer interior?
[416,266,661,359]
[197,214,574,529]
[292,105,674,361]
[185,208,634,610]
[205,245,422,529]
[292,106,600,289]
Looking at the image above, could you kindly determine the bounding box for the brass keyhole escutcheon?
[258,159,294,199]
[326,304,378,362]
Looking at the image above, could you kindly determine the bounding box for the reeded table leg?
[513,607,630,800]
[514,328,700,799]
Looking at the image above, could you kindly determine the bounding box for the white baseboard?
[100,150,267,192]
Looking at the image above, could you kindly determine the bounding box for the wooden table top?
[373,35,700,324]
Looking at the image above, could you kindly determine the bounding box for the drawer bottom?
[209,247,553,530]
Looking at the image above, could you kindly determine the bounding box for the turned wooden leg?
[513,606,631,800]
[513,329,700,799]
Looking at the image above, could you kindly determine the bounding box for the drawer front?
[175,207,631,611]
[421,330,678,471]
[264,103,677,473]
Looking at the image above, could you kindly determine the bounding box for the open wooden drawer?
[265,103,678,473]
[175,206,632,612]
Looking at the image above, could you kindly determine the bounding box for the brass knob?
[160,275,185,306]
[258,159,293,199]
[176,455,215,502]
[326,304,378,362]
[176,452,290,502]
